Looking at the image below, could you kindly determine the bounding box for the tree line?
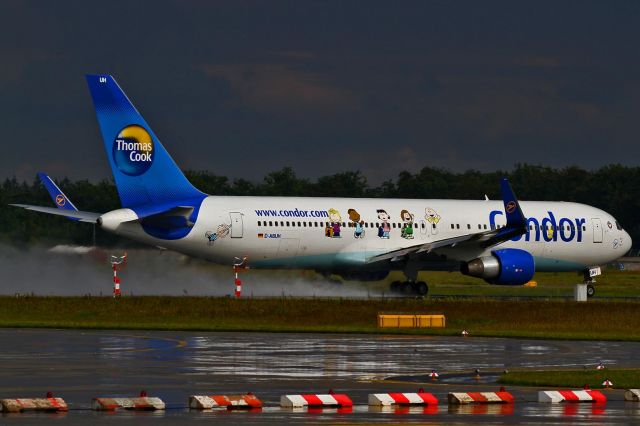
[1,164,638,249]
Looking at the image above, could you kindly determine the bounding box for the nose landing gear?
[585,267,601,299]
[577,267,600,300]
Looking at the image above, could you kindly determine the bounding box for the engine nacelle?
[97,208,138,232]
[460,248,535,285]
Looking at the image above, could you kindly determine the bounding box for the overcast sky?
[2,1,639,184]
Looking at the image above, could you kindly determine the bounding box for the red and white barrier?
[538,390,606,403]
[625,389,640,401]
[1,397,68,413]
[189,394,262,410]
[448,391,514,405]
[368,392,438,406]
[91,396,165,411]
[232,256,249,298]
[280,393,353,408]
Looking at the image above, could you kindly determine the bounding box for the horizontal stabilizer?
[10,204,101,223]
[37,172,78,212]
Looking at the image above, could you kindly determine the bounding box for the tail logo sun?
[112,125,155,176]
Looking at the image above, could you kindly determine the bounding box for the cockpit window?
[615,221,623,230]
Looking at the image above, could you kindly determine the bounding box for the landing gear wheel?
[390,281,402,293]
[401,281,413,295]
[586,284,595,298]
[415,281,429,296]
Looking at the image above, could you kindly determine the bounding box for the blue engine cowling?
[460,248,535,285]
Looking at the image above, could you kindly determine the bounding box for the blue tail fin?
[38,172,80,221]
[85,75,204,208]
[38,172,79,212]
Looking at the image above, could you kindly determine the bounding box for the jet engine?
[460,248,535,285]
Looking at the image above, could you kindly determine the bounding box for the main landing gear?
[390,280,429,296]
[390,261,429,296]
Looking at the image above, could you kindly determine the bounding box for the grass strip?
[0,296,639,341]
[499,369,640,389]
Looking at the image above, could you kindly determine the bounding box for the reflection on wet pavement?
[0,329,639,424]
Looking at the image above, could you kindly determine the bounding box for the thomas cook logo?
[55,194,65,206]
[505,201,516,214]
[112,125,154,176]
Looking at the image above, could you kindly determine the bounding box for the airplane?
[11,75,632,297]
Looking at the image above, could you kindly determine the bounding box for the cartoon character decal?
[546,226,554,241]
[377,209,391,238]
[205,223,231,245]
[348,208,365,238]
[425,208,441,224]
[325,208,342,238]
[400,209,414,239]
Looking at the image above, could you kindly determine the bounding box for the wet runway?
[1,329,639,424]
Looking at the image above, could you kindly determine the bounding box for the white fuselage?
[102,196,630,273]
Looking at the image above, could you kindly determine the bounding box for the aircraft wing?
[9,204,101,223]
[11,202,196,227]
[366,178,527,264]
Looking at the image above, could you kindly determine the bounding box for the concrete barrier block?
[368,392,438,406]
[625,389,640,402]
[448,392,513,405]
[538,391,564,403]
[91,397,165,411]
[1,398,68,413]
[189,394,262,409]
[538,390,606,403]
[280,394,352,408]
[448,393,475,404]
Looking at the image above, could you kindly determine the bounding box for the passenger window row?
[258,221,588,232]
[256,221,430,229]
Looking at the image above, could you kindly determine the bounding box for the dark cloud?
[1,1,639,185]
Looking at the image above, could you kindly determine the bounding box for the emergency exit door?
[592,218,603,243]
[229,212,243,238]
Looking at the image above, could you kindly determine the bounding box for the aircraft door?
[592,218,603,243]
[420,220,428,237]
[229,212,243,238]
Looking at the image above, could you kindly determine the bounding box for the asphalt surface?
[0,329,639,424]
